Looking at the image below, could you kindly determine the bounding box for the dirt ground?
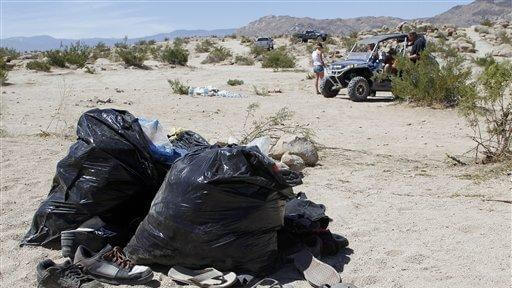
[0,37,510,288]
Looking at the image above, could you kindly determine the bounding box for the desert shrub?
[0,59,7,85]
[161,43,189,65]
[341,36,357,50]
[0,47,20,61]
[85,66,96,74]
[324,37,338,45]
[168,79,189,95]
[173,37,188,47]
[392,47,475,108]
[202,46,232,64]
[480,18,493,27]
[261,47,295,69]
[228,34,237,39]
[250,45,267,57]
[430,39,458,59]
[63,43,89,68]
[26,60,51,72]
[290,35,301,45]
[117,47,147,68]
[234,55,254,65]
[195,39,215,53]
[148,40,156,45]
[459,61,512,162]
[114,42,128,49]
[135,40,147,46]
[240,36,252,44]
[91,42,111,60]
[498,31,511,45]
[473,55,496,68]
[46,50,67,67]
[252,85,269,96]
[227,79,244,86]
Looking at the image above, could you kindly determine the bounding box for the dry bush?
[239,103,315,144]
[168,79,189,95]
[459,61,512,162]
[26,60,51,72]
[234,55,254,66]
[195,39,215,53]
[252,85,269,96]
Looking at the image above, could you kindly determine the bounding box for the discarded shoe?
[292,249,341,287]
[61,229,108,260]
[74,245,153,285]
[36,259,103,288]
[168,266,237,288]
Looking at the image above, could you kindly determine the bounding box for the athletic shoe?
[74,245,153,285]
[61,228,108,260]
[36,259,103,288]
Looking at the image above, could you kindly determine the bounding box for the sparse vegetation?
[234,55,254,66]
[250,45,267,57]
[459,61,512,163]
[91,42,111,60]
[392,47,475,108]
[430,39,458,59]
[63,43,89,68]
[0,47,20,61]
[84,66,96,74]
[324,37,338,45]
[173,37,188,47]
[227,79,244,86]
[117,47,147,68]
[240,36,252,44]
[26,60,51,72]
[341,36,357,50]
[498,31,511,45]
[46,50,67,68]
[0,59,7,85]
[261,47,295,69]
[473,55,496,68]
[252,85,269,96]
[480,18,493,27]
[240,104,315,144]
[202,46,232,64]
[195,39,215,53]
[161,42,189,65]
[168,79,189,95]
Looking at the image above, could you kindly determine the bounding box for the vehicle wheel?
[320,77,340,98]
[347,76,370,102]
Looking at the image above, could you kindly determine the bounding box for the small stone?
[281,152,305,172]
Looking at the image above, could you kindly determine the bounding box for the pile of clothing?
[22,108,353,288]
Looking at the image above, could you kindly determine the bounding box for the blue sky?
[2,0,472,39]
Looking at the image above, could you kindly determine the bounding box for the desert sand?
[1,36,510,288]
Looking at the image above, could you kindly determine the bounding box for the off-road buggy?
[320,33,408,101]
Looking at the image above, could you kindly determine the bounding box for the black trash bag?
[169,130,209,151]
[125,145,295,275]
[21,108,168,247]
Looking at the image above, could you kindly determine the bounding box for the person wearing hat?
[311,43,326,95]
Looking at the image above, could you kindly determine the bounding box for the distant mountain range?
[0,29,236,52]
[2,0,511,51]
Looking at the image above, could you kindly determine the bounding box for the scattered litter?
[114,88,124,93]
[188,86,247,98]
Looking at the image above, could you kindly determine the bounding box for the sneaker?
[36,259,103,288]
[74,245,153,285]
[61,229,108,260]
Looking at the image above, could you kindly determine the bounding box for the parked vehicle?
[320,33,412,101]
[254,37,274,50]
[296,30,328,43]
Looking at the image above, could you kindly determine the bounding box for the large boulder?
[492,44,512,57]
[281,152,305,172]
[270,134,318,166]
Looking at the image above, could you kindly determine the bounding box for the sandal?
[168,266,237,288]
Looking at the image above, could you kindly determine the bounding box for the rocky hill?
[428,0,511,27]
[236,0,512,36]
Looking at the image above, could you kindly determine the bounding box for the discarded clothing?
[188,86,246,98]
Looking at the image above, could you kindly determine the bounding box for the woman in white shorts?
[311,43,326,95]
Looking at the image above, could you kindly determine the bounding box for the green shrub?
[341,36,357,50]
[234,55,254,65]
[324,37,338,45]
[26,60,51,72]
[168,79,189,95]
[46,50,66,67]
[195,39,215,53]
[392,47,475,108]
[91,42,111,60]
[63,43,89,68]
[117,48,147,68]
[0,59,7,85]
[498,31,511,45]
[250,45,267,57]
[240,36,252,44]
[430,39,458,59]
[202,46,232,64]
[227,79,244,86]
[161,43,189,65]
[262,47,295,69]
[173,37,188,47]
[0,47,20,61]
[481,18,493,27]
[473,55,496,68]
[114,42,128,49]
[459,61,512,162]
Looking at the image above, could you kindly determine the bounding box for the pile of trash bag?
[21,109,174,246]
[125,145,295,275]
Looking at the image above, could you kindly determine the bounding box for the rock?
[281,152,305,172]
[497,19,510,28]
[492,44,512,57]
[275,161,289,170]
[474,25,490,34]
[270,134,318,166]
[454,42,475,53]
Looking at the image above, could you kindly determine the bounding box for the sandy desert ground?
[0,35,511,288]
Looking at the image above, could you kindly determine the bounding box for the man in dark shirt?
[407,31,426,62]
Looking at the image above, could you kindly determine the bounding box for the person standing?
[407,31,426,62]
[312,43,326,95]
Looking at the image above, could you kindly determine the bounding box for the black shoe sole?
[89,271,154,286]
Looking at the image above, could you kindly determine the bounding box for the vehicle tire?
[320,77,340,98]
[347,76,370,102]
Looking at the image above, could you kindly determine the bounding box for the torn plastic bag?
[21,108,168,247]
[138,118,187,165]
[125,145,296,275]
[169,130,209,151]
